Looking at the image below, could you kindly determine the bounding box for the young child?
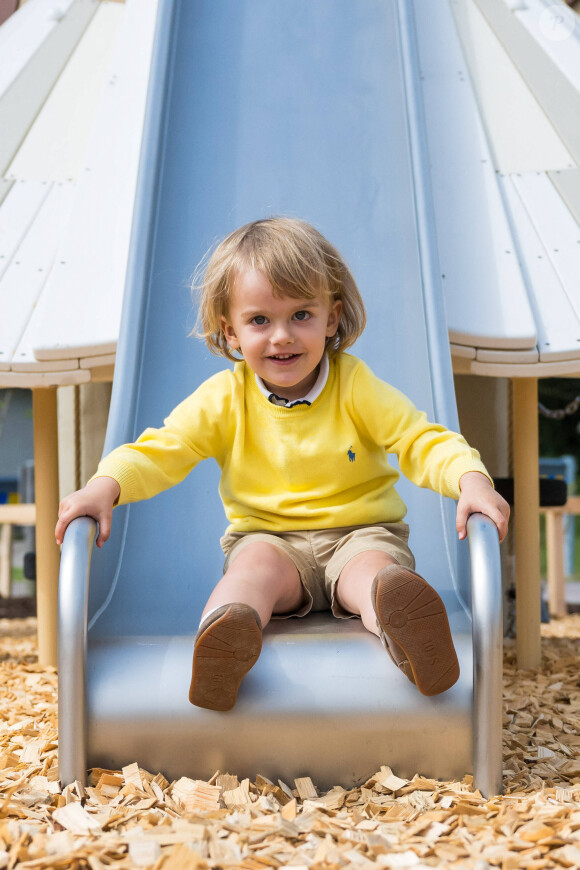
[55,218,509,713]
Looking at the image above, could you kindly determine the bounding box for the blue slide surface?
[58,0,502,792]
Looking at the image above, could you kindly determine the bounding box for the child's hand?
[55,477,121,548]
[456,471,510,543]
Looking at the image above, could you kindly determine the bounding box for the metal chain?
[538,395,580,420]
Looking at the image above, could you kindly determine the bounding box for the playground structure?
[55,0,505,793]
[1,0,580,793]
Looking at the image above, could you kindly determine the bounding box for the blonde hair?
[193,217,366,361]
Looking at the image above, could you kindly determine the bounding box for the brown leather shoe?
[189,603,262,711]
[371,565,460,696]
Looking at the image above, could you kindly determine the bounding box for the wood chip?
[122,762,144,791]
[172,777,221,812]
[303,787,347,811]
[262,784,292,807]
[294,777,317,800]
[158,842,206,868]
[216,773,240,793]
[2,614,580,869]
[95,772,124,797]
[375,765,409,793]
[128,838,162,866]
[551,844,580,867]
[517,819,556,842]
[537,746,556,758]
[222,778,252,808]
[153,772,170,791]
[52,801,102,834]
[277,779,294,801]
[281,798,297,821]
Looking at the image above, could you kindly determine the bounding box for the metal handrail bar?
[468,512,503,797]
[57,516,97,786]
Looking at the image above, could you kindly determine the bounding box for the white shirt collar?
[255,354,329,408]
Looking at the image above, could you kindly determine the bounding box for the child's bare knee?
[227,541,297,580]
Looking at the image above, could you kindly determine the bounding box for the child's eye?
[251,315,268,326]
[293,310,311,321]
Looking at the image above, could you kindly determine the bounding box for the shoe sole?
[189,604,262,711]
[373,566,460,696]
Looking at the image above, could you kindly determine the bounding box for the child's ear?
[326,299,343,337]
[221,317,240,349]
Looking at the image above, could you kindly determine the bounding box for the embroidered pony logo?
[347,446,356,463]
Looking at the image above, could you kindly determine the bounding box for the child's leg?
[334,549,397,633]
[335,550,460,696]
[202,541,305,627]
[190,542,303,711]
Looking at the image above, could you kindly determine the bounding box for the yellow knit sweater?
[92,354,490,533]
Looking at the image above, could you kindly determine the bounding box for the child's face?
[221,268,342,401]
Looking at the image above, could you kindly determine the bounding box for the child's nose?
[271,322,294,343]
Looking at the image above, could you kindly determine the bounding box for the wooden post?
[0,523,12,598]
[0,505,37,599]
[545,509,566,617]
[32,388,60,667]
[512,378,541,669]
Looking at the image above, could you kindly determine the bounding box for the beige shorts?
[220,522,415,619]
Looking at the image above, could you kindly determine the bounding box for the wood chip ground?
[1,615,580,868]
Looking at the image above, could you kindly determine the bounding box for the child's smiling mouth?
[268,353,301,363]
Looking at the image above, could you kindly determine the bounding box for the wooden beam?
[512,378,541,669]
[0,524,12,598]
[561,495,580,515]
[540,497,580,619]
[0,504,36,524]
[32,388,60,667]
[545,509,567,618]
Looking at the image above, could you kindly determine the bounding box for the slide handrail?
[58,516,97,787]
[467,512,503,797]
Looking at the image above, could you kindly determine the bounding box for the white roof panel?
[32,0,157,363]
[512,171,580,319]
[6,2,124,183]
[500,172,580,362]
[415,0,537,352]
[0,0,77,96]
[0,181,76,369]
[515,1,580,92]
[449,0,575,173]
[0,179,50,280]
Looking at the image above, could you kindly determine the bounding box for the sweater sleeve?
[89,370,235,504]
[350,361,492,499]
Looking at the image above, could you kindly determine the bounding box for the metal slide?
[58,0,503,794]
